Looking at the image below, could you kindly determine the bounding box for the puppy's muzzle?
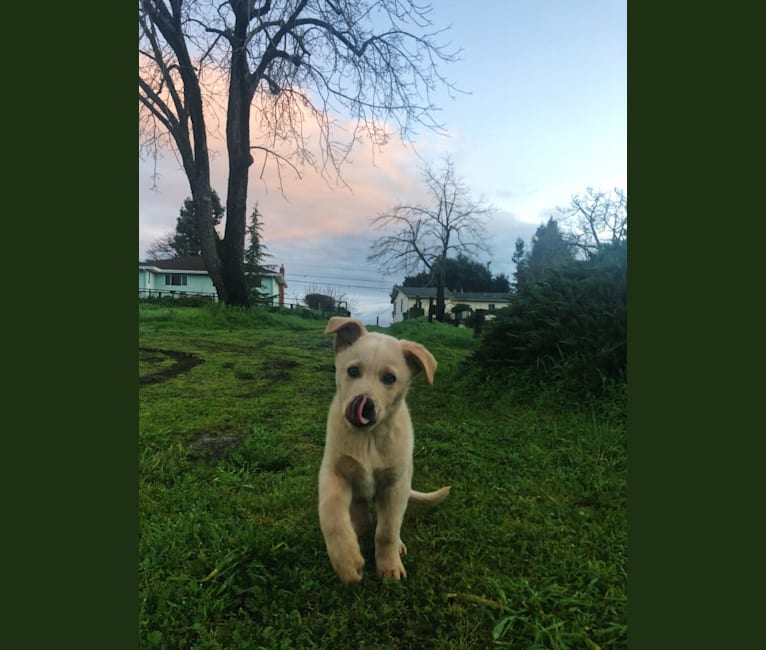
[345,394,376,428]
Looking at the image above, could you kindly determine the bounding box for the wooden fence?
[138,291,350,317]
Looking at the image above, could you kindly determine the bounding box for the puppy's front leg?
[374,479,410,580]
[319,471,365,586]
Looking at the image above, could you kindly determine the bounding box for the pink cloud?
[140,88,437,257]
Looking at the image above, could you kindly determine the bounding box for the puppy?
[318,316,450,586]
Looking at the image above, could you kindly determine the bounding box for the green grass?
[139,303,626,649]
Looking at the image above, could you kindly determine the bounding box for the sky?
[139,0,626,326]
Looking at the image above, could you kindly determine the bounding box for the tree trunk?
[436,262,448,322]
[219,4,256,308]
[192,183,228,304]
[435,250,449,322]
[435,285,445,322]
[219,244,249,306]
[182,83,225,302]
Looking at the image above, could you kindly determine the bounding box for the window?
[488,304,495,310]
[165,274,188,286]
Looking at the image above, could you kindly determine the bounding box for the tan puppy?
[318,316,450,586]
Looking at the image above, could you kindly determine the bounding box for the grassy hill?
[139,303,626,649]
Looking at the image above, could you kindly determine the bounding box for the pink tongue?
[355,395,370,424]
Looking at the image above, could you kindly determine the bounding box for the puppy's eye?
[347,366,361,379]
[381,373,396,385]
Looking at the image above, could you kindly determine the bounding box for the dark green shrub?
[472,243,626,395]
[304,293,336,311]
[139,293,216,308]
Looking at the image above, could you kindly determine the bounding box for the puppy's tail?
[409,486,451,506]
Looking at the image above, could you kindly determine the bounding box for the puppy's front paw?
[376,559,407,581]
[329,543,365,586]
[337,560,364,586]
[376,549,407,581]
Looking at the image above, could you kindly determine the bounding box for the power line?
[288,274,391,289]
[278,260,387,274]
[287,277,394,292]
[281,266,396,287]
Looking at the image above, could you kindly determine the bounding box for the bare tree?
[368,154,494,321]
[139,0,459,307]
[557,187,627,258]
[144,232,176,261]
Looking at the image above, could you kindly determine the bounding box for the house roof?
[452,291,511,303]
[139,256,286,285]
[391,285,510,303]
[140,256,208,271]
[392,286,439,299]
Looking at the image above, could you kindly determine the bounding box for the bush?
[472,243,626,395]
[304,293,336,311]
[139,293,216,308]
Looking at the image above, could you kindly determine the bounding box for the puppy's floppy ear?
[324,317,368,353]
[401,340,437,385]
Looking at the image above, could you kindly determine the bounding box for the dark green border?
[7,4,138,648]
[627,0,681,643]
[628,3,761,648]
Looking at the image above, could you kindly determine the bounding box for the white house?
[139,256,287,305]
[390,285,511,323]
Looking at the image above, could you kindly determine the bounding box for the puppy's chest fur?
[329,409,412,501]
[335,453,401,501]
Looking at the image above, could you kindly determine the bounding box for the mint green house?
[139,256,287,305]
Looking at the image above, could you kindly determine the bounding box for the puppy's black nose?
[345,394,376,427]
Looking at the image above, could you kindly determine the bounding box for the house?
[390,285,511,323]
[138,256,287,306]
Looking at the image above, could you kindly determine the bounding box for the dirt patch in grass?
[139,347,203,385]
[261,358,300,382]
[187,433,241,461]
[187,431,296,472]
[233,358,303,396]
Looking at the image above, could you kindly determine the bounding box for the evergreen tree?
[514,218,575,291]
[511,237,527,290]
[172,190,225,257]
[242,205,271,303]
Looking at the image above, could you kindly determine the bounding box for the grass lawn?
[139,303,627,649]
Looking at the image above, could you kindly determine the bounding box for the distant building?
[139,256,287,305]
[390,285,510,323]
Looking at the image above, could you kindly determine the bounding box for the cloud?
[139,87,433,251]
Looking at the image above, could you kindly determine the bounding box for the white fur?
[318,317,450,586]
